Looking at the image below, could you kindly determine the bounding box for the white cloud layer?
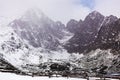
[0,0,120,24]
[0,0,91,24]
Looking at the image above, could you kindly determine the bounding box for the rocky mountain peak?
[107,15,118,19]
[103,15,118,25]
[66,19,79,33]
[65,11,120,54]
[85,11,104,20]
[9,8,69,50]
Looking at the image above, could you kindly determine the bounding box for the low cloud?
[0,0,91,24]
[0,0,120,24]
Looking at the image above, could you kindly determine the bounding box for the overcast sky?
[0,0,120,24]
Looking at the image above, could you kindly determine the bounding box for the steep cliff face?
[65,11,119,53]
[65,11,104,53]
[94,19,120,50]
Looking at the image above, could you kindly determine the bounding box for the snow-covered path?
[0,72,119,80]
[0,72,86,80]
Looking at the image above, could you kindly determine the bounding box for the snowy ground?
[0,72,85,80]
[0,72,119,80]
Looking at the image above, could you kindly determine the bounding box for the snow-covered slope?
[0,22,75,74]
[77,49,120,75]
[9,8,71,50]
[0,24,31,69]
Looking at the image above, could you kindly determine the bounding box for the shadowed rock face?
[94,19,120,50]
[9,8,67,50]
[66,19,79,33]
[65,11,119,53]
[65,11,105,53]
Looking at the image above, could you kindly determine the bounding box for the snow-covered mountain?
[0,9,119,78]
[9,8,71,50]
